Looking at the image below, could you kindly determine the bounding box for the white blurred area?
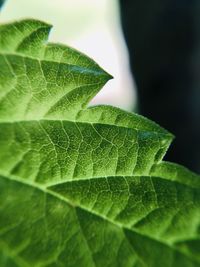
[0,0,136,110]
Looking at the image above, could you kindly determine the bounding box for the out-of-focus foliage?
[0,0,5,9]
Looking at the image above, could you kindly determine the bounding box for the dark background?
[120,0,200,173]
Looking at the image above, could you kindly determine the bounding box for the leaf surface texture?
[0,19,200,267]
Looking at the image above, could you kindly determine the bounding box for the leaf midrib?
[1,173,199,266]
[1,52,108,77]
[0,119,172,140]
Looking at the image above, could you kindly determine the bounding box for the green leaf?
[0,19,199,267]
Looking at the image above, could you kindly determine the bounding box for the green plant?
[0,19,200,267]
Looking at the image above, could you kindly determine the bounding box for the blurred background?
[0,0,136,110]
[0,0,199,173]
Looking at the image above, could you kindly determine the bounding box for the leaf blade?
[0,19,199,267]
